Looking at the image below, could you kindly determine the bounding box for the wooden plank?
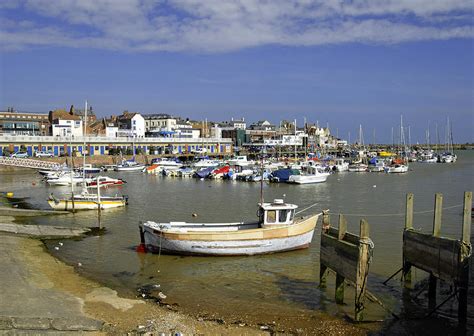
[432,193,443,237]
[321,233,358,282]
[326,227,359,245]
[338,214,347,240]
[405,193,414,229]
[403,230,460,282]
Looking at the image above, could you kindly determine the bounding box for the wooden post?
[428,275,437,311]
[432,193,443,237]
[335,273,345,304]
[405,193,414,230]
[319,264,328,289]
[458,191,472,325]
[428,193,442,310]
[461,191,472,244]
[355,219,370,321]
[322,210,330,232]
[403,193,413,285]
[338,214,347,240]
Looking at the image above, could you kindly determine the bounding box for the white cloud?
[1,0,473,52]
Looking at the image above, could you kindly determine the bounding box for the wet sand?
[5,233,371,335]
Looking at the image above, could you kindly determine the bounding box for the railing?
[0,135,232,144]
[0,156,60,169]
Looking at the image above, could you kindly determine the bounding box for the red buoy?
[136,243,147,253]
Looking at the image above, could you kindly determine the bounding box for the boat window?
[266,210,276,223]
[289,210,295,222]
[279,209,288,223]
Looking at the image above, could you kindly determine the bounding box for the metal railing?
[0,135,232,144]
[0,156,60,169]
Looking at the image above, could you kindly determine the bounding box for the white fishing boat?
[139,199,321,256]
[384,164,409,173]
[193,159,221,168]
[348,163,368,172]
[115,160,146,171]
[440,152,457,163]
[227,155,254,167]
[333,158,349,172]
[46,171,90,186]
[287,166,330,184]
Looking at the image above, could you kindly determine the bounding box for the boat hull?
[142,214,319,256]
[287,175,328,184]
[48,198,126,210]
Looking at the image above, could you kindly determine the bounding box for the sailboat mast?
[82,101,87,187]
[294,119,297,162]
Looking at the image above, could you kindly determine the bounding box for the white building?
[50,113,83,137]
[117,112,145,137]
[144,114,177,133]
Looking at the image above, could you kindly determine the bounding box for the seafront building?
[0,107,341,157]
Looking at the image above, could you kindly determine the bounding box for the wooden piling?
[458,191,472,325]
[322,210,330,232]
[335,273,345,304]
[320,215,373,320]
[405,193,414,230]
[432,193,443,237]
[401,191,472,325]
[355,219,370,321]
[403,193,413,286]
[338,214,347,240]
[319,264,328,289]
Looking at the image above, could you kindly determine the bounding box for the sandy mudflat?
[1,233,371,335]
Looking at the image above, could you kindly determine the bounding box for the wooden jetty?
[402,192,472,325]
[319,210,374,321]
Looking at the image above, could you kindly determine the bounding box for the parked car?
[35,150,54,158]
[191,147,208,154]
[10,151,28,158]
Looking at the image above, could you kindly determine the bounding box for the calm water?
[2,151,473,332]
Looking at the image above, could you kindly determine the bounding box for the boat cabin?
[258,199,298,227]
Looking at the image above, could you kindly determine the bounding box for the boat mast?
[69,135,75,212]
[260,147,265,205]
[294,119,297,162]
[82,100,88,190]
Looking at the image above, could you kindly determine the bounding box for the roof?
[260,200,298,211]
[119,112,139,120]
[50,110,81,121]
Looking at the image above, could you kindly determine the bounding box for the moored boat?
[139,199,321,256]
[48,189,128,210]
[115,160,146,171]
[86,176,126,187]
[287,166,330,184]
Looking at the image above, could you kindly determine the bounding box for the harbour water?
[1,151,473,333]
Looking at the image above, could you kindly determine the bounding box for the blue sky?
[0,0,473,144]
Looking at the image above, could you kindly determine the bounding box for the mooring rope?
[329,203,464,217]
[295,202,319,215]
